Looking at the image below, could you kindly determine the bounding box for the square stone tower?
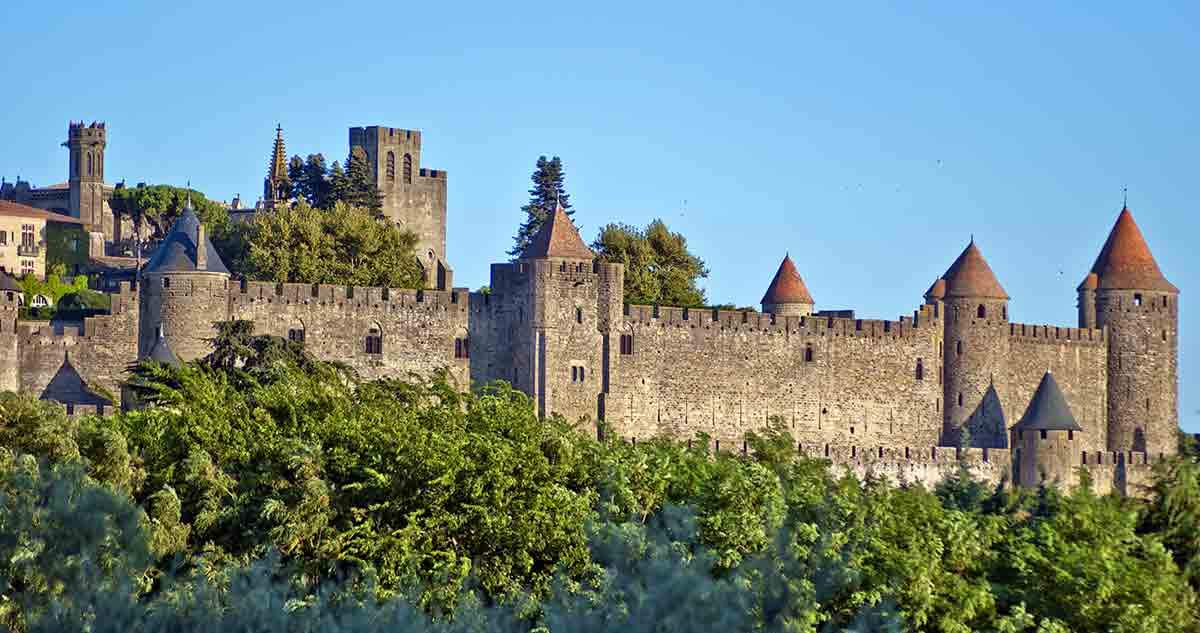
[348,126,449,286]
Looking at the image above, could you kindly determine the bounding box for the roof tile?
[761,255,814,305]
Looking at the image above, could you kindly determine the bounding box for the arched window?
[30,294,51,308]
[403,154,413,184]
[455,336,469,359]
[977,304,986,319]
[86,153,93,176]
[804,344,814,363]
[576,307,583,324]
[915,358,924,380]
[386,152,396,182]
[288,320,305,344]
[365,323,383,354]
[957,392,963,406]
[619,333,634,355]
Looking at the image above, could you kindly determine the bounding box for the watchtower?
[1080,207,1179,455]
[0,273,20,391]
[761,254,814,317]
[1011,371,1084,489]
[348,126,449,286]
[938,239,1011,448]
[138,197,231,362]
[65,121,108,230]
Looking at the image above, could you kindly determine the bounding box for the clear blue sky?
[2,1,1196,431]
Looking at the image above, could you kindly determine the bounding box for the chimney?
[196,224,207,270]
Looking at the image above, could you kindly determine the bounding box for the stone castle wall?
[1005,324,1108,452]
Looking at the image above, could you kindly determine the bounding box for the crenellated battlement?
[1008,322,1106,346]
[418,168,446,180]
[621,304,936,339]
[230,280,469,312]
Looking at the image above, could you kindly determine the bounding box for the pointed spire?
[1086,206,1177,292]
[941,240,1008,299]
[148,328,181,367]
[269,124,288,182]
[1012,371,1082,432]
[924,277,947,301]
[761,254,814,306]
[184,181,193,212]
[522,200,593,260]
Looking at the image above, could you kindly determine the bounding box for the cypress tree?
[509,156,573,257]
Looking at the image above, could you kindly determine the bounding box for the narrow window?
[1018,431,1023,440]
[619,334,633,355]
[804,344,814,363]
[66,404,74,415]
[576,307,583,324]
[1133,293,1143,306]
[162,277,170,289]
[288,328,305,343]
[915,358,924,380]
[1162,330,1168,342]
[977,304,986,319]
[87,153,93,176]
[957,392,963,406]
[954,306,960,322]
[386,151,396,182]
[1040,430,1048,440]
[454,337,470,359]
[1146,398,1150,412]
[956,340,962,356]
[1002,306,1007,319]
[403,153,413,184]
[1068,430,1074,441]
[1162,296,1168,308]
[365,326,383,354]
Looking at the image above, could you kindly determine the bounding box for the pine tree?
[339,147,384,213]
[300,154,330,208]
[328,160,347,208]
[287,155,305,203]
[509,156,573,257]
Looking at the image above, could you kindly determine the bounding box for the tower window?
[1040,430,1047,440]
[288,328,305,343]
[162,277,170,289]
[454,337,470,359]
[977,304,986,319]
[386,151,396,182]
[956,340,962,356]
[576,307,583,324]
[804,344,814,363]
[571,365,586,382]
[87,153,93,176]
[619,334,634,355]
[1068,430,1074,441]
[1133,293,1143,306]
[915,358,924,381]
[403,153,413,184]
[1163,330,1168,342]
[957,392,963,406]
[365,325,383,355]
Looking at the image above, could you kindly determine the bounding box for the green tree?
[333,146,384,213]
[292,154,330,208]
[242,201,423,288]
[286,155,305,201]
[509,156,573,257]
[109,183,229,240]
[592,219,710,306]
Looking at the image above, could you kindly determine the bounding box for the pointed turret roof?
[924,278,946,301]
[1012,371,1082,432]
[39,353,112,407]
[1085,207,1177,293]
[147,331,181,366]
[522,201,593,260]
[143,197,230,274]
[941,240,1008,299]
[761,255,814,305]
[0,271,20,292]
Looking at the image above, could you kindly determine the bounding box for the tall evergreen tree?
[337,146,384,213]
[509,156,573,257]
[299,154,330,208]
[286,155,305,203]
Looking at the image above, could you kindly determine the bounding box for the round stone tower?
[939,239,1010,448]
[1081,207,1179,455]
[139,196,231,362]
[760,254,814,317]
[1011,371,1083,489]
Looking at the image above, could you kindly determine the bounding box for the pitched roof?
[522,202,593,260]
[761,254,815,305]
[0,200,85,224]
[941,240,1008,299]
[39,354,112,407]
[1086,207,1177,293]
[924,278,946,300]
[0,272,20,292]
[147,331,181,366]
[143,198,230,274]
[1012,371,1082,432]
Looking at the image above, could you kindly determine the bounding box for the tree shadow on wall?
[939,383,1008,449]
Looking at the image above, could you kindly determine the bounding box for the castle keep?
[0,123,1181,494]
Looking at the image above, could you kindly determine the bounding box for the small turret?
[521,201,594,261]
[761,254,814,317]
[1011,371,1083,488]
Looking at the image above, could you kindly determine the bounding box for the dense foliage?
[592,219,711,307]
[1,337,1198,631]
[15,263,109,319]
[510,156,574,258]
[109,183,230,241]
[234,201,423,288]
[282,151,382,213]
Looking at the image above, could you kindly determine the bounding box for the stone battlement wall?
[1007,322,1105,346]
[229,281,470,386]
[604,303,943,449]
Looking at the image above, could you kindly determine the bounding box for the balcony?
[17,244,40,257]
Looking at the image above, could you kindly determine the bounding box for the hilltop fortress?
[0,123,1181,494]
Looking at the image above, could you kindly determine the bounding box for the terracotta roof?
[924,278,946,300]
[941,240,1008,299]
[1012,371,1082,432]
[0,200,85,224]
[1086,207,1177,293]
[761,254,815,305]
[522,202,593,260]
[1076,272,1098,292]
[143,198,230,274]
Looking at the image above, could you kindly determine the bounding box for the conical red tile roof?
[924,278,946,300]
[522,202,593,260]
[942,240,1008,299]
[1087,207,1177,292]
[1076,272,1098,292]
[761,255,814,305]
